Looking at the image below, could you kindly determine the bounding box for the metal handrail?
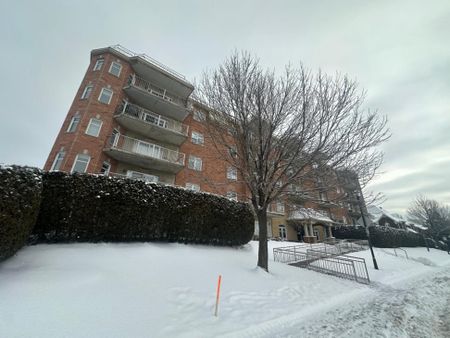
[109,133,185,166]
[274,241,370,284]
[127,75,186,108]
[116,101,189,136]
[111,44,187,81]
[393,247,409,259]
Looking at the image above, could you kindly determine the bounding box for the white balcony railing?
[109,133,185,166]
[116,101,188,136]
[127,74,185,108]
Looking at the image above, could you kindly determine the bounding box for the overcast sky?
[1,0,449,214]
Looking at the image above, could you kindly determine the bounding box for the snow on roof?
[288,208,333,223]
[366,205,404,224]
[406,222,428,230]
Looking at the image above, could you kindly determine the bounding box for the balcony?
[104,134,185,174]
[123,75,188,121]
[115,102,188,145]
[109,45,194,99]
[317,199,336,209]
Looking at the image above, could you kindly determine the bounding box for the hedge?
[0,166,42,261]
[33,172,254,246]
[369,226,425,248]
[333,225,426,248]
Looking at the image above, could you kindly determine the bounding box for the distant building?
[44,45,366,243]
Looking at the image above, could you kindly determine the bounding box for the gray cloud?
[0,0,449,214]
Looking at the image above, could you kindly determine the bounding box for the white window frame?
[50,151,65,171]
[191,131,204,145]
[188,155,202,171]
[93,58,104,71]
[186,182,200,192]
[71,154,91,173]
[98,88,113,104]
[193,110,206,122]
[81,84,93,99]
[67,114,81,133]
[226,191,237,201]
[109,61,122,77]
[85,118,103,137]
[229,145,237,158]
[279,225,287,240]
[100,162,111,176]
[276,202,285,213]
[227,166,237,180]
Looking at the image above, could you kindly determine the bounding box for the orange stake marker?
[214,275,222,317]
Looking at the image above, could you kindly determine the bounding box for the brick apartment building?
[44,45,364,243]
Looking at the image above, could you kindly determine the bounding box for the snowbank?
[0,241,448,337]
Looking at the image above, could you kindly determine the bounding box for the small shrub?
[0,166,42,261]
[34,172,254,246]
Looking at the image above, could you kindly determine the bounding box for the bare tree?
[407,195,450,239]
[197,51,390,271]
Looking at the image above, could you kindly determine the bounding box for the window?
[342,216,347,224]
[227,166,237,180]
[67,114,80,132]
[279,225,287,240]
[193,110,206,122]
[226,191,237,201]
[276,202,285,213]
[191,131,204,145]
[71,154,90,173]
[50,151,65,171]
[186,182,200,192]
[81,84,93,99]
[85,118,103,137]
[109,61,122,77]
[98,88,113,104]
[93,58,104,71]
[188,155,202,171]
[229,145,237,158]
[100,162,111,176]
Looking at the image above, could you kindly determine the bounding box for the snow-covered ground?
[0,241,449,338]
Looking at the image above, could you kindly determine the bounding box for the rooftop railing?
[116,101,189,136]
[110,44,187,82]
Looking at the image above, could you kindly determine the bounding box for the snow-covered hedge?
[33,172,254,246]
[369,226,425,248]
[333,225,426,248]
[333,225,367,240]
[0,166,42,261]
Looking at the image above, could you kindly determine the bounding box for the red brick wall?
[176,106,248,200]
[44,52,133,174]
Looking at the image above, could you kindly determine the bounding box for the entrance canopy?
[287,208,333,224]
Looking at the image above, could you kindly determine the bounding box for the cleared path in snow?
[228,266,450,338]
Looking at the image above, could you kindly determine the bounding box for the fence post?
[351,261,357,281]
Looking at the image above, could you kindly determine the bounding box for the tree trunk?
[257,208,269,271]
